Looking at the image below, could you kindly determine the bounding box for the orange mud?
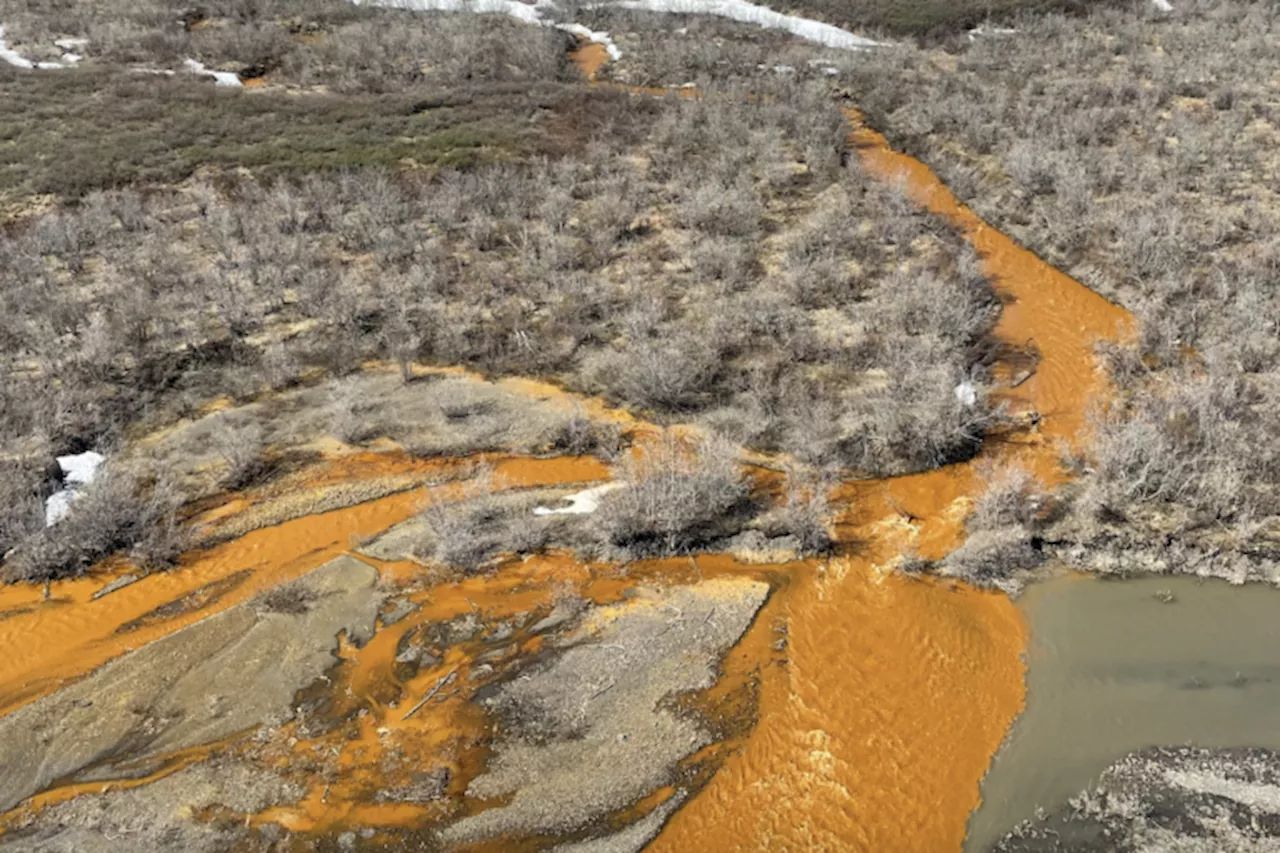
[849,113,1132,473]
[644,117,1133,853]
[250,552,784,845]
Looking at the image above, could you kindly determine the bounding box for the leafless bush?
[758,469,836,557]
[592,432,749,557]
[0,462,48,560]
[546,410,623,459]
[7,0,569,93]
[257,581,319,615]
[968,462,1047,532]
[329,379,378,445]
[940,462,1049,592]
[4,468,188,583]
[413,467,561,572]
[213,418,268,491]
[941,527,1044,594]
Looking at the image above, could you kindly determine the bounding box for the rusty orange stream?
[644,116,1132,853]
[569,38,609,80]
[0,91,1133,853]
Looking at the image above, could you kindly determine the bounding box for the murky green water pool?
[966,572,1280,852]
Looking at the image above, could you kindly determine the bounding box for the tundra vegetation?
[850,0,1280,583]
[0,1,1004,581]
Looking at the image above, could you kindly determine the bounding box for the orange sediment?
[569,38,610,81]
[0,454,608,717]
[645,116,1133,853]
[849,113,1133,469]
[251,552,781,840]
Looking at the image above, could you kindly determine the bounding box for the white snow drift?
[603,0,885,50]
[45,451,106,527]
[555,22,622,61]
[350,0,623,61]
[183,58,243,86]
[0,26,88,68]
[533,482,624,516]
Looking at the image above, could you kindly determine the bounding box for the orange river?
[0,75,1131,853]
[642,113,1131,853]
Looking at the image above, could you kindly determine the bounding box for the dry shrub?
[413,466,557,573]
[4,468,189,583]
[940,462,1048,592]
[592,431,749,558]
[757,468,837,557]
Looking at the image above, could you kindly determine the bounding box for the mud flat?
[443,577,770,849]
[969,573,1280,852]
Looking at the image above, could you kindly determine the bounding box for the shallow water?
[966,573,1280,852]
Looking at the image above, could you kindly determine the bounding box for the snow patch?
[967,24,1016,41]
[0,26,87,68]
[184,58,243,86]
[350,0,544,24]
[1152,0,1173,11]
[954,381,978,408]
[533,482,623,516]
[350,0,623,60]
[601,0,886,51]
[45,451,105,527]
[0,25,35,68]
[59,451,105,486]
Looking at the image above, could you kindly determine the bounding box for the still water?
[966,572,1280,851]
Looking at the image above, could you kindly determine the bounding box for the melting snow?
[0,26,88,68]
[603,0,886,51]
[967,24,1017,41]
[556,22,622,60]
[348,0,882,62]
[45,451,105,527]
[184,58,243,86]
[351,0,543,24]
[533,482,623,516]
[59,451,105,486]
[0,25,35,68]
[351,0,623,59]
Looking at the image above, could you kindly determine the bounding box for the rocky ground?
[996,746,1280,853]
